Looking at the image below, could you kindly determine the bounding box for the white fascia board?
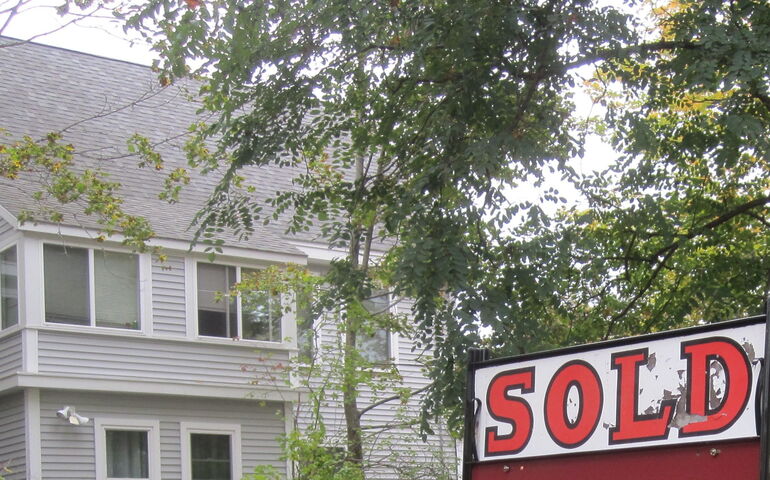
[17,222,307,265]
[290,239,389,265]
[16,372,310,402]
[0,203,19,227]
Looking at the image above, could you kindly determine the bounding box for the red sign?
[468,317,765,471]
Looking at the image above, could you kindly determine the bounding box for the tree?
[480,0,770,347]
[9,0,770,475]
[122,0,770,466]
[117,0,658,471]
[123,0,640,474]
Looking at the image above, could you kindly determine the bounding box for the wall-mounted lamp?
[56,406,90,425]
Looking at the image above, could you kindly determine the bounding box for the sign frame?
[462,311,770,480]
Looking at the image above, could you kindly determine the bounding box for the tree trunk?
[342,155,365,472]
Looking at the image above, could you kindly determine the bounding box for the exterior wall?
[0,217,15,245]
[0,331,22,381]
[36,329,291,390]
[39,390,287,480]
[0,392,26,480]
[152,255,188,337]
[296,299,459,480]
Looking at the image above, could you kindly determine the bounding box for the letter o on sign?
[544,360,603,448]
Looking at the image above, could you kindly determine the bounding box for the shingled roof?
[0,38,315,257]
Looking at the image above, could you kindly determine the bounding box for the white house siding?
[151,255,188,337]
[0,392,26,480]
[0,331,22,381]
[36,329,291,389]
[39,390,287,480]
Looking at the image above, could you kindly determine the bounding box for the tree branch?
[651,196,770,259]
[604,195,770,339]
[358,385,428,419]
[750,89,770,111]
[603,245,678,340]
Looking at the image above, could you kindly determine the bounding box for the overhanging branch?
[358,385,428,419]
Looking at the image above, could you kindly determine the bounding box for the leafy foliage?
[123,0,770,461]
[0,130,157,251]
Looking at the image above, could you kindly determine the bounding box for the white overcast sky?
[1,0,155,64]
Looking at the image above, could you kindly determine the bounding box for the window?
[196,263,281,341]
[357,292,391,363]
[296,290,315,358]
[191,434,231,479]
[95,419,160,480]
[0,245,18,329]
[181,423,242,480]
[43,244,140,329]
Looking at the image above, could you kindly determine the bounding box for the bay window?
[43,244,140,329]
[196,263,281,341]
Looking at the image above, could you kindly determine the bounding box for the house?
[0,39,458,479]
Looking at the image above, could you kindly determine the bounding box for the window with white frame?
[356,291,391,363]
[43,244,141,329]
[95,418,160,480]
[0,245,18,329]
[181,422,242,480]
[196,263,281,341]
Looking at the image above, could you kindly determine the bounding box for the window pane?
[357,328,389,363]
[44,245,89,325]
[95,251,139,329]
[241,268,281,342]
[197,264,237,337]
[106,430,149,479]
[358,293,390,363]
[191,433,231,480]
[1,246,18,329]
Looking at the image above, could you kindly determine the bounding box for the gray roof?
[0,38,317,256]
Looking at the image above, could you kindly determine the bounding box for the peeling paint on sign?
[473,320,765,462]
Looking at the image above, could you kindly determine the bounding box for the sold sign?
[472,318,764,461]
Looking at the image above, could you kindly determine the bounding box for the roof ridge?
[0,34,155,69]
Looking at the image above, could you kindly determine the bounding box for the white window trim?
[180,422,242,480]
[41,243,149,334]
[94,418,161,480]
[193,261,287,344]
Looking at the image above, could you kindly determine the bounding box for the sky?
[1,0,155,65]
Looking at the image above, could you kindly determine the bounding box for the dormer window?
[196,263,281,342]
[43,244,140,329]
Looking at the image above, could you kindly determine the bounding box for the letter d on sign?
[680,337,751,436]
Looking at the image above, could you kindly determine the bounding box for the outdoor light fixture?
[56,406,90,425]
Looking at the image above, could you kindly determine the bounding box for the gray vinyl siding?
[296,298,459,480]
[39,390,286,480]
[0,392,26,480]
[0,217,15,245]
[37,329,291,388]
[151,255,187,337]
[0,331,22,380]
